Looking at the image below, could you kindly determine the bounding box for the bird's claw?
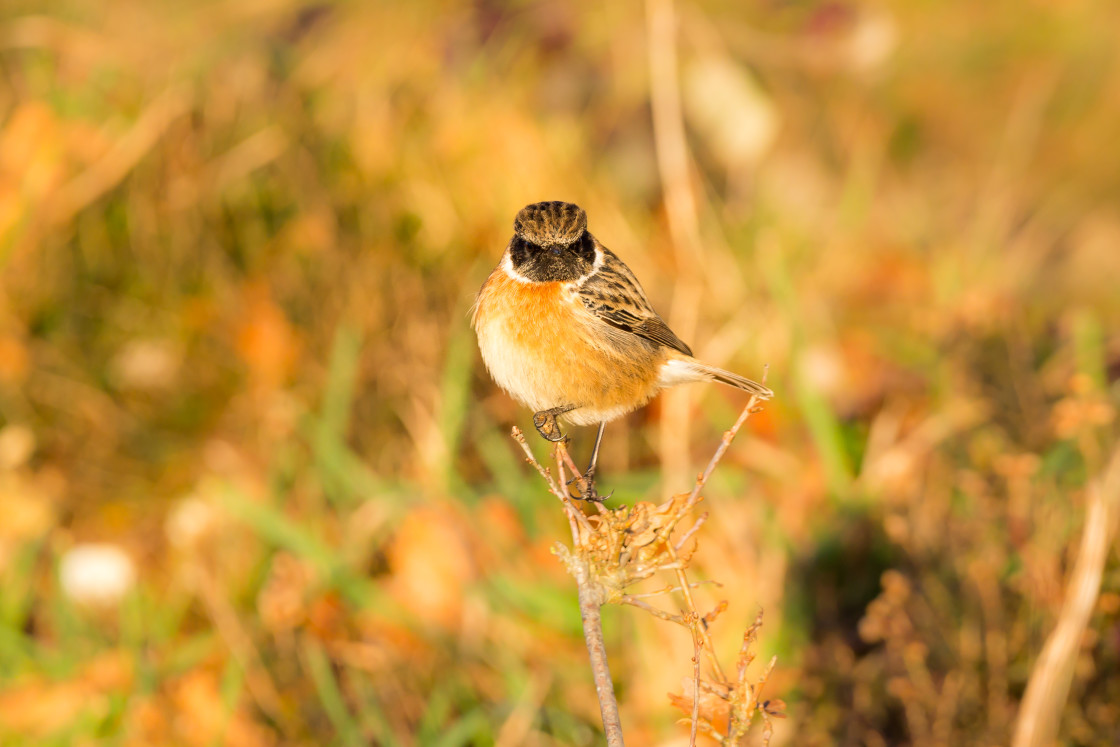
[532,411,566,442]
[571,484,612,503]
[567,470,610,502]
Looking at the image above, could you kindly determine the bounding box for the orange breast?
[482,272,569,343]
[473,268,665,424]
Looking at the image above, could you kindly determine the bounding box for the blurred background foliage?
[1,0,1120,744]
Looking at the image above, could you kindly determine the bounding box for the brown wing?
[578,246,694,357]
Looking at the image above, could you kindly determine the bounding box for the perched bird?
[473,201,771,500]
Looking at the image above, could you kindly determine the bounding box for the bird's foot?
[532,407,570,442]
[567,467,611,503]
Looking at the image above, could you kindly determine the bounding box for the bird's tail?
[660,358,773,400]
[704,364,774,399]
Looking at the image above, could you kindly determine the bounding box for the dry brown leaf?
[386,505,475,628]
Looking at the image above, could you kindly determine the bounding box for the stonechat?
[473,201,772,499]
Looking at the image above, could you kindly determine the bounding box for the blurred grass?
[1,0,1120,744]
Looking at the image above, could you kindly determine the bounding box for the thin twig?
[662,400,761,686]
[551,441,585,545]
[675,512,709,550]
[690,617,702,747]
[512,427,591,539]
[755,656,777,708]
[668,545,727,682]
[696,679,733,698]
[736,610,763,689]
[558,441,611,514]
[512,427,562,496]
[626,581,719,599]
[688,396,764,508]
[620,595,684,623]
[650,396,763,557]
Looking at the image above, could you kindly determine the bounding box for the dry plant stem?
[669,398,762,685]
[668,546,726,683]
[621,595,683,623]
[511,427,589,541]
[576,568,626,747]
[558,446,594,504]
[1012,444,1120,747]
[512,428,624,746]
[690,624,702,747]
[558,445,613,514]
[675,513,709,550]
[689,398,764,508]
[553,443,592,542]
[512,397,767,745]
[627,581,716,599]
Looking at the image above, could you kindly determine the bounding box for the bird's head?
[506,201,599,283]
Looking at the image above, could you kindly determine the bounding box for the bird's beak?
[549,245,562,255]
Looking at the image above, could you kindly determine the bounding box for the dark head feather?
[513,201,587,247]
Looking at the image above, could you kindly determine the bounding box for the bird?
[472,200,772,500]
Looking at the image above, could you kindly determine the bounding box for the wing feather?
[578,246,694,357]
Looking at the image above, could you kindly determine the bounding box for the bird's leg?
[568,421,612,502]
[532,405,575,442]
[584,420,606,490]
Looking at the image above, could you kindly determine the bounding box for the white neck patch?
[500,251,532,283]
[574,245,604,289]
